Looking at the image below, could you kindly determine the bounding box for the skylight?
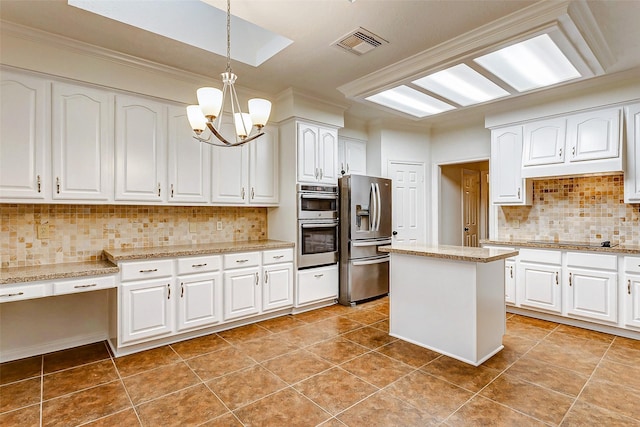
[412,64,510,106]
[365,86,455,118]
[474,34,581,92]
[67,0,292,67]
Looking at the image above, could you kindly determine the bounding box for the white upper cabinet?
[212,117,278,205]
[297,122,339,184]
[338,137,367,176]
[522,118,566,166]
[167,106,210,204]
[567,108,620,162]
[248,125,279,204]
[490,125,532,205]
[51,82,113,201]
[115,94,166,202]
[521,107,622,178]
[0,71,49,200]
[624,103,640,203]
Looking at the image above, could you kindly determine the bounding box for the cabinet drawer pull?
[171,184,174,198]
[273,255,284,259]
[517,188,521,199]
[191,263,207,268]
[314,274,324,278]
[236,259,249,263]
[0,292,25,298]
[559,147,563,157]
[167,283,171,299]
[181,282,184,298]
[37,175,41,193]
[251,187,255,200]
[315,168,319,180]
[320,168,323,180]
[569,273,572,286]
[158,183,161,197]
[265,270,269,284]
[241,187,245,200]
[255,272,259,286]
[74,284,97,289]
[630,280,632,295]
[555,272,559,285]
[139,268,158,273]
[572,146,576,156]
[56,177,61,194]
[347,163,350,173]
[510,266,513,278]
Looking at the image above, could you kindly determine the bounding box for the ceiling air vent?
[335,27,388,55]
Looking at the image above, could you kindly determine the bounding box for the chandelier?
[186,0,271,147]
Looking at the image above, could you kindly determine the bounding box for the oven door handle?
[300,194,338,200]
[301,223,339,229]
[352,239,392,247]
[352,257,389,266]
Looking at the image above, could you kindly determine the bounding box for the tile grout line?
[39,355,43,427]
[105,343,144,427]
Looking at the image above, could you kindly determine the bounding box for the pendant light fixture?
[187,0,271,146]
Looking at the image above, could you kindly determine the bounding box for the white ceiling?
[1,0,639,124]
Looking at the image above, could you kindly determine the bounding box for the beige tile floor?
[2,297,640,426]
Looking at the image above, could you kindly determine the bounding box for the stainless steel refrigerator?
[338,174,392,306]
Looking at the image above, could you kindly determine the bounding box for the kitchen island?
[378,244,519,366]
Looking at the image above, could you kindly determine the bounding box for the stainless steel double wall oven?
[297,184,339,269]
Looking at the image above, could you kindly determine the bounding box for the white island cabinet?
[379,244,518,366]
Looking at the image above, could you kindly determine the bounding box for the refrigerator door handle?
[375,183,382,231]
[352,239,392,247]
[370,183,377,232]
[352,257,389,266]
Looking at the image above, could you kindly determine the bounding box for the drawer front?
[262,248,294,265]
[120,259,174,281]
[224,252,261,269]
[0,283,51,303]
[53,275,116,295]
[297,264,338,306]
[567,252,617,271]
[624,256,640,274]
[177,255,222,275]
[518,248,562,265]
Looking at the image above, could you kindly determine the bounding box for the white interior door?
[462,169,480,247]
[388,161,425,245]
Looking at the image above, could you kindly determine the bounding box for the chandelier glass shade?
[186,0,271,147]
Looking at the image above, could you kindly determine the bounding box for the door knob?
[392,231,398,236]
[464,227,470,232]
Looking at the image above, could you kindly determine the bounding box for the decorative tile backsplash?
[0,205,267,268]
[498,174,640,245]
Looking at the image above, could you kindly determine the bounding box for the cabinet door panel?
[566,268,617,323]
[625,275,640,329]
[490,126,528,204]
[115,95,165,201]
[319,128,338,183]
[522,118,566,166]
[52,83,113,200]
[344,139,367,175]
[168,107,210,203]
[624,104,640,202]
[263,264,293,311]
[567,108,620,162]
[211,145,248,204]
[223,267,260,320]
[249,126,278,204]
[505,260,516,305]
[518,262,561,313]
[177,272,221,331]
[297,124,319,182]
[0,72,48,200]
[121,280,173,345]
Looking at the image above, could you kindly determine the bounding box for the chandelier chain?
[226,0,232,73]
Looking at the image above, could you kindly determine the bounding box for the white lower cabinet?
[565,252,617,324]
[176,272,222,332]
[120,279,173,345]
[223,266,261,321]
[517,249,562,313]
[297,264,339,306]
[624,256,640,329]
[505,259,516,305]
[263,263,294,312]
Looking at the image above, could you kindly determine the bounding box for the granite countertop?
[104,239,295,262]
[379,244,519,263]
[1,260,119,285]
[481,239,640,255]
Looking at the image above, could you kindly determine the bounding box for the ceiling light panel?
[412,64,510,106]
[366,86,455,118]
[474,34,581,92]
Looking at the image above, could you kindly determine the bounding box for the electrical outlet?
[189,223,197,233]
[37,223,50,239]
[217,221,223,231]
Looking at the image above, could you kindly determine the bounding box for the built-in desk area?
[379,244,519,366]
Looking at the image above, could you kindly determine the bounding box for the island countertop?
[379,244,519,263]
